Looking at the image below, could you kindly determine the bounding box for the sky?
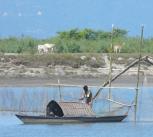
[0,0,153,38]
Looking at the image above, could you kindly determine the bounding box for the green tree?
[17,46,23,54]
[67,42,81,53]
[97,31,111,39]
[28,40,36,54]
[113,28,128,37]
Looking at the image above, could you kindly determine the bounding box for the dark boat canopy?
[46,100,95,117]
[46,100,64,117]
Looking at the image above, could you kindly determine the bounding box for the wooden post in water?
[108,24,114,111]
[58,79,62,101]
[135,25,144,122]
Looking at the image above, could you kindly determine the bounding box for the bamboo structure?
[108,25,114,111]
[93,26,145,121]
[58,79,62,101]
[93,56,147,100]
[92,55,153,100]
[134,25,144,121]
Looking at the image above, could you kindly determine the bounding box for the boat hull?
[16,114,127,124]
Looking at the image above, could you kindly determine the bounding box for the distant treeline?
[0,28,153,53]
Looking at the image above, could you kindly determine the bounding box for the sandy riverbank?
[0,54,152,87]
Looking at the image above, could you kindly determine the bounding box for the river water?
[0,115,153,137]
[0,86,153,137]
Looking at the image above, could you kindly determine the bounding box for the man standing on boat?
[79,85,92,106]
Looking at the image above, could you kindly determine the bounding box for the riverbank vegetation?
[0,28,153,54]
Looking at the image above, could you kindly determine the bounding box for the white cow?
[113,44,122,53]
[38,45,47,54]
[38,43,55,54]
[113,42,125,53]
[44,43,55,52]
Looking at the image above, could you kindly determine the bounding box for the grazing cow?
[44,43,55,52]
[38,43,55,54]
[38,45,49,54]
[113,43,125,53]
[113,45,122,53]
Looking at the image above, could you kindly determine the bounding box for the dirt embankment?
[0,53,152,86]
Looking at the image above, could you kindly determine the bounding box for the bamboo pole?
[145,56,153,65]
[134,25,144,122]
[58,79,62,101]
[105,98,134,107]
[108,24,114,111]
[93,56,147,100]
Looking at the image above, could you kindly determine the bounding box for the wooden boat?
[15,114,127,124]
[16,100,128,124]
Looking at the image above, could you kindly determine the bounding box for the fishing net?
[91,87,135,117]
[0,84,153,122]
